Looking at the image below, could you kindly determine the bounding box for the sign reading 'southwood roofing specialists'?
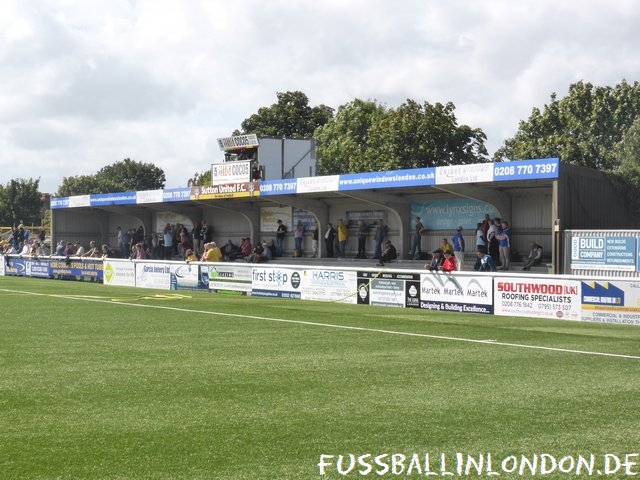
[570,236,637,271]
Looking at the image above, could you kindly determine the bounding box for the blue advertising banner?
[338,168,436,191]
[411,199,500,230]
[50,158,559,208]
[50,197,70,209]
[163,188,192,202]
[90,192,137,207]
[4,257,103,280]
[259,179,298,196]
[570,236,637,271]
[492,158,559,182]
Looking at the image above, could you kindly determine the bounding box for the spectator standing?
[372,219,387,260]
[324,223,336,258]
[497,220,512,270]
[356,219,368,259]
[163,226,174,260]
[336,218,348,258]
[487,218,501,267]
[452,226,465,271]
[408,216,425,259]
[293,220,304,257]
[311,223,319,258]
[275,219,287,256]
[476,222,487,254]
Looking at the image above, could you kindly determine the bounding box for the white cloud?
[1,0,639,193]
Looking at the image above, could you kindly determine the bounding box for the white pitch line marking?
[1,287,639,360]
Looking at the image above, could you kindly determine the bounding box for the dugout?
[50,158,636,274]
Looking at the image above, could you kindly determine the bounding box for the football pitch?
[1,276,639,479]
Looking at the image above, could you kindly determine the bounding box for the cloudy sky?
[2,0,639,194]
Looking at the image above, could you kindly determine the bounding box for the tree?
[57,174,119,197]
[187,170,211,187]
[317,98,488,174]
[363,99,488,171]
[315,99,388,175]
[236,91,334,138]
[609,117,640,219]
[56,158,166,196]
[96,158,165,192]
[0,178,43,226]
[494,80,640,170]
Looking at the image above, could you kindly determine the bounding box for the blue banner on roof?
[163,188,192,202]
[338,168,436,191]
[90,192,137,206]
[50,197,70,209]
[492,158,559,181]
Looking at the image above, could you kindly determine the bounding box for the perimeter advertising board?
[494,276,581,321]
[420,272,493,314]
[299,268,358,303]
[207,264,253,295]
[251,266,302,299]
[570,236,637,271]
[581,280,640,325]
[103,260,136,287]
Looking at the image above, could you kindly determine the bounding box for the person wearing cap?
[425,249,444,271]
[452,226,465,271]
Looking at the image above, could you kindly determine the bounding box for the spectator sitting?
[425,249,444,271]
[240,238,252,259]
[523,242,543,270]
[74,242,85,256]
[440,251,457,272]
[55,240,65,256]
[439,238,454,255]
[474,249,497,272]
[247,241,272,263]
[376,240,397,267]
[222,239,243,261]
[82,241,100,257]
[185,248,198,262]
[202,242,222,262]
[101,244,114,259]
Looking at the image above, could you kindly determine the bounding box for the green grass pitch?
[1,276,639,479]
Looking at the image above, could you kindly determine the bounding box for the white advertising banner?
[420,272,494,314]
[207,264,253,294]
[170,263,201,290]
[103,260,136,287]
[251,266,302,299]
[581,279,640,325]
[135,262,172,290]
[494,276,581,321]
[299,268,358,303]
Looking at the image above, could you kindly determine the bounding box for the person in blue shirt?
[452,226,465,271]
[474,249,497,272]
